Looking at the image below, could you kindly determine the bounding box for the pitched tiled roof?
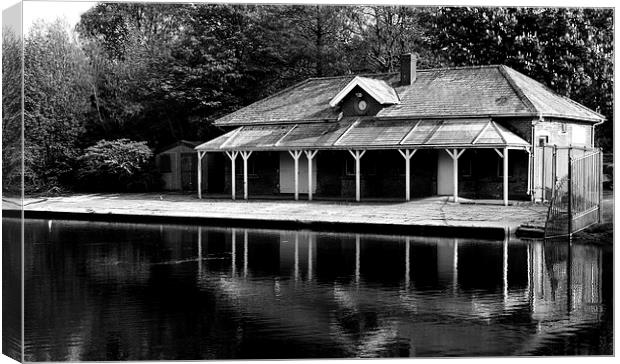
[197,117,529,151]
[213,65,604,126]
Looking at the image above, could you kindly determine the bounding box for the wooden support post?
[348,150,366,202]
[304,150,318,201]
[288,150,303,200]
[197,151,205,199]
[541,145,546,201]
[444,149,464,203]
[399,149,417,201]
[225,151,239,200]
[503,147,509,206]
[494,148,508,206]
[551,145,557,199]
[526,148,532,195]
[567,148,573,237]
[599,151,603,223]
[240,151,252,200]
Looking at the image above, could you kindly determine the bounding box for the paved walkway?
[3,193,548,234]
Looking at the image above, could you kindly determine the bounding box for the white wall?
[279,152,317,194]
[437,151,453,195]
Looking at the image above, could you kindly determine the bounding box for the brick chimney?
[400,53,418,85]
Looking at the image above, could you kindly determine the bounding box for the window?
[158,154,171,173]
[561,123,568,134]
[345,158,355,176]
[538,136,549,147]
[459,155,473,177]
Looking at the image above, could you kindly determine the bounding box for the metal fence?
[544,148,602,239]
[533,145,591,202]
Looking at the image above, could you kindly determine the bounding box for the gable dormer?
[329,76,399,116]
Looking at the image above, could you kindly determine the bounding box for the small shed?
[156,140,209,191]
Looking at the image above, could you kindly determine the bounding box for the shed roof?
[213,65,604,126]
[156,140,201,154]
[197,117,529,151]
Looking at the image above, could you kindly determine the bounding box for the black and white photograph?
[1,0,615,361]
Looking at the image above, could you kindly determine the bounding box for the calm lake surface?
[4,218,613,360]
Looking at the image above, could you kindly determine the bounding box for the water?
[3,218,613,360]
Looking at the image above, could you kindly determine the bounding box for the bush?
[76,139,161,192]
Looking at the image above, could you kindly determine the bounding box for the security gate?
[544,149,603,238]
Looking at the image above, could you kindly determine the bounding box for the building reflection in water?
[19,219,608,360]
[192,227,604,357]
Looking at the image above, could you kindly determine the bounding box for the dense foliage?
[23,20,92,192]
[2,29,22,194]
[76,138,159,191]
[1,4,613,194]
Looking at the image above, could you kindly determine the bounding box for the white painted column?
[504,147,509,206]
[527,148,531,195]
[288,150,303,200]
[348,150,366,202]
[225,151,239,200]
[304,150,318,201]
[494,148,509,206]
[240,151,253,200]
[399,149,417,201]
[197,151,206,199]
[444,149,464,203]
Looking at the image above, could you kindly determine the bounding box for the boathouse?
[195,54,604,205]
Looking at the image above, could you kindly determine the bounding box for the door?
[279,152,317,194]
[180,153,197,191]
[437,151,453,195]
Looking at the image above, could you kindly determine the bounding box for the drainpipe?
[592,119,604,148]
[529,115,542,201]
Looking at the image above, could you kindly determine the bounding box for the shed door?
[437,151,453,195]
[181,153,197,191]
[279,152,316,194]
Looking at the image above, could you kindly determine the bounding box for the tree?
[2,27,22,193]
[422,7,613,149]
[23,20,92,192]
[76,138,159,191]
[339,6,442,73]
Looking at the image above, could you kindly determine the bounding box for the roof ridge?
[306,65,507,80]
[497,65,538,114]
